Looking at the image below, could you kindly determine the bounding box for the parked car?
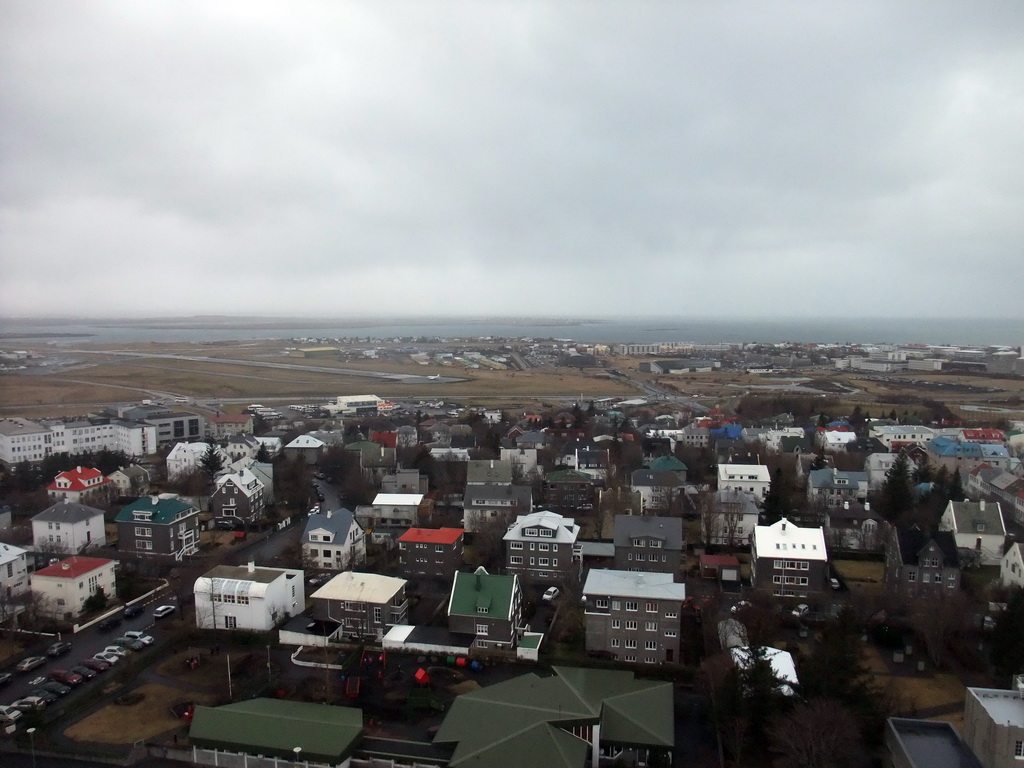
[124,631,154,646]
[10,696,47,713]
[15,656,47,672]
[46,641,72,658]
[93,652,121,666]
[27,689,58,705]
[102,645,130,657]
[70,665,97,680]
[49,669,84,686]
[113,637,146,652]
[0,671,13,687]
[153,605,177,619]
[98,615,123,631]
[0,704,24,725]
[38,680,71,697]
[791,604,810,619]
[79,657,111,672]
[542,586,561,602]
[214,517,243,530]
[829,577,841,590]
[123,603,144,619]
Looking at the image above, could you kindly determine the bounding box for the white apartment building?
[194,562,305,631]
[717,464,772,502]
[32,556,117,621]
[0,416,156,464]
[0,543,30,621]
[32,500,108,553]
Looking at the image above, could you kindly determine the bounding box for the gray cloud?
[1,0,1022,319]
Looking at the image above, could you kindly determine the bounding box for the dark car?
[46,641,72,658]
[98,615,123,631]
[49,669,84,686]
[27,689,58,705]
[123,604,144,619]
[214,517,243,530]
[0,671,12,687]
[70,665,97,680]
[38,681,71,697]
[78,657,110,673]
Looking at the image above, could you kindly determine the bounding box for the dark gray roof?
[33,500,105,524]
[613,515,683,550]
[303,508,359,541]
[466,460,513,485]
[886,718,983,768]
[630,469,685,488]
[464,484,532,508]
[895,529,959,568]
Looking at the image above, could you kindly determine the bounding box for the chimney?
[247,561,255,573]
[844,501,850,510]
[980,500,986,511]
[326,509,332,519]
[61,562,70,570]
[781,520,787,532]
[864,501,870,512]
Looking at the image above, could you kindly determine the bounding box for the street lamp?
[26,727,36,768]
[293,745,302,767]
[267,645,272,685]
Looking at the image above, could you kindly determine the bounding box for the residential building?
[380,469,428,494]
[963,685,1024,768]
[166,442,227,479]
[433,666,674,768]
[282,434,326,463]
[926,437,1014,474]
[223,434,261,462]
[463,484,533,533]
[397,527,464,579]
[360,493,426,528]
[466,459,513,486]
[32,499,107,554]
[301,508,365,571]
[703,489,759,547]
[0,543,30,621]
[613,515,683,576]
[806,467,869,507]
[205,413,254,440]
[884,528,960,598]
[825,501,885,551]
[31,555,116,621]
[310,572,408,641]
[646,454,688,480]
[750,518,829,598]
[0,417,52,463]
[503,510,581,583]
[209,468,266,526]
[717,463,771,502]
[1001,542,1024,590]
[583,569,685,664]
[544,469,597,513]
[630,469,686,511]
[886,718,984,768]
[870,425,935,450]
[866,452,901,490]
[447,567,522,651]
[345,441,397,481]
[500,447,540,478]
[46,466,113,504]
[116,494,200,559]
[107,465,151,497]
[193,562,304,631]
[940,500,1007,566]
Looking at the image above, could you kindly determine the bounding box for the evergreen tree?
[880,452,913,520]
[991,588,1024,684]
[255,443,271,463]
[948,468,966,502]
[912,456,933,485]
[763,468,788,525]
[199,443,225,488]
[810,447,828,471]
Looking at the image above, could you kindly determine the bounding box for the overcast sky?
[2,1,1023,320]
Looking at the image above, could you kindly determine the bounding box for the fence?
[73,579,169,633]
[151,745,349,768]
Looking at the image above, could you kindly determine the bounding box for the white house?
[817,431,858,452]
[301,508,366,571]
[704,489,760,547]
[806,468,869,507]
[107,465,151,497]
[869,425,935,449]
[500,447,540,478]
[865,453,900,490]
[194,562,305,631]
[31,556,117,621]
[717,464,771,502]
[361,493,425,527]
[939,500,1007,566]
[32,500,108,554]
[166,442,227,479]
[0,543,30,621]
[1001,542,1024,590]
[46,466,113,504]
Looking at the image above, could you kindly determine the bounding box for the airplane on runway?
[427,374,441,380]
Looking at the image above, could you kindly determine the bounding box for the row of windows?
[610,639,661,650]
[773,575,809,586]
[630,539,663,548]
[773,560,810,570]
[610,620,660,631]
[907,571,957,585]
[627,553,668,562]
[211,593,250,605]
[509,556,559,567]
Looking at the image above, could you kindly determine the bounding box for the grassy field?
[861,644,966,726]
[63,683,217,744]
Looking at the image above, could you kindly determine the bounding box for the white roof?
[583,569,686,601]
[0,542,27,566]
[311,571,406,603]
[167,442,210,458]
[754,518,827,561]
[285,434,325,449]
[372,493,424,506]
[731,646,799,696]
[822,431,858,445]
[967,687,1024,727]
[505,510,579,544]
[718,464,771,483]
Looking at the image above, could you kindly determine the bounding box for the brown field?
[833,560,885,583]
[862,645,966,726]
[64,683,217,744]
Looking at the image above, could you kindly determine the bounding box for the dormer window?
[477,606,488,614]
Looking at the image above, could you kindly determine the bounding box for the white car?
[103,645,131,657]
[542,587,560,602]
[93,652,121,665]
[153,605,177,619]
[124,630,155,646]
[0,704,23,725]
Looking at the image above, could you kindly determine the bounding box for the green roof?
[189,699,362,762]
[449,568,517,621]
[434,666,673,768]
[545,469,593,484]
[647,455,687,473]
[116,496,196,524]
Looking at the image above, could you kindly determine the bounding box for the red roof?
[397,527,464,545]
[371,431,398,448]
[34,555,114,579]
[699,554,740,567]
[47,466,111,492]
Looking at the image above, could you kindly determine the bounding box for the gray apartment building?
[503,510,581,584]
[115,494,200,559]
[884,528,961,598]
[583,569,686,664]
[397,527,464,579]
[310,572,408,641]
[750,518,830,598]
[613,515,683,577]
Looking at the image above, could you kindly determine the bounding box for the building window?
[476,623,489,635]
[611,619,620,629]
[625,620,637,630]
[1013,740,1023,757]
[625,601,638,612]
[610,638,620,648]
[137,540,153,551]
[624,655,636,662]
[664,629,677,637]
[645,622,658,631]
[538,558,549,566]
[625,639,637,649]
[595,598,609,609]
[646,602,657,613]
[664,610,677,619]
[907,571,916,582]
[510,555,523,565]
[224,616,237,629]
[134,527,151,537]
[510,542,523,550]
[645,640,658,650]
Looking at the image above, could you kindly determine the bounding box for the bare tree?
[770,698,870,768]
[699,492,724,547]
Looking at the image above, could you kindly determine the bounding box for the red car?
[48,669,84,687]
[78,658,110,672]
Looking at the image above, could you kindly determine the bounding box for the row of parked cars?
[0,604,175,726]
